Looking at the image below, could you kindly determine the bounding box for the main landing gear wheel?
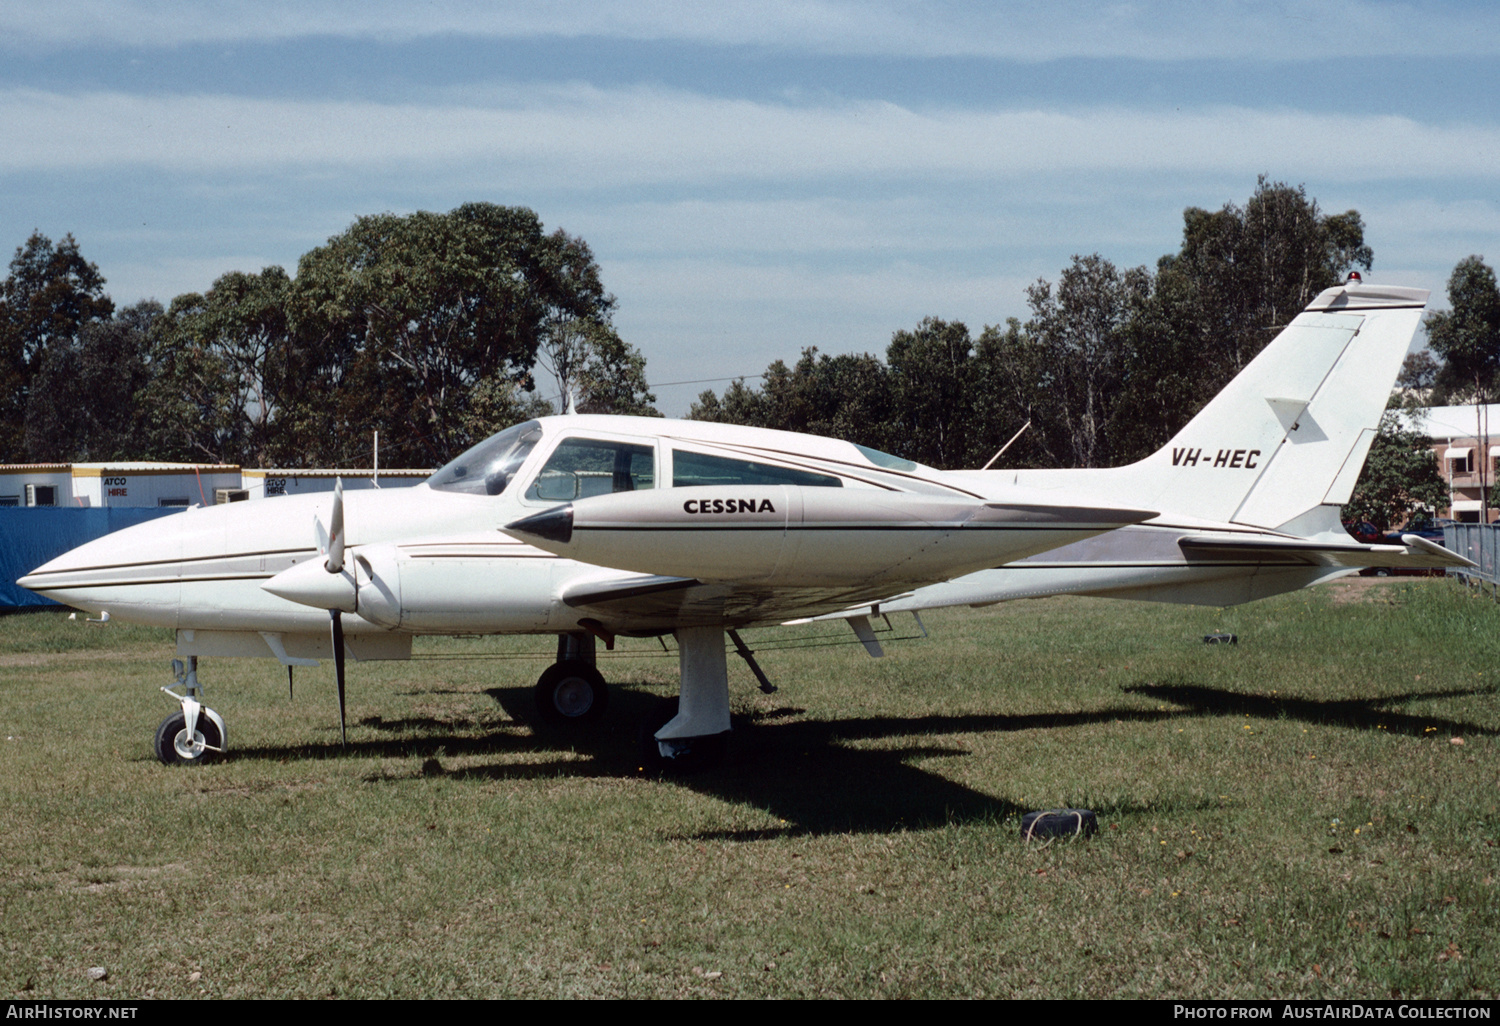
[534,660,609,726]
[153,710,224,766]
[637,697,727,775]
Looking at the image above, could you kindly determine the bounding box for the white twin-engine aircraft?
[20,278,1468,770]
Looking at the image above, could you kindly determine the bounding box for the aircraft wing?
[795,525,1476,627]
[559,572,942,632]
[1174,532,1475,570]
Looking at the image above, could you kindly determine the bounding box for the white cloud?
[4,86,1498,186]
[5,1,1498,60]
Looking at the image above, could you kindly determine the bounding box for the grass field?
[2,577,1497,999]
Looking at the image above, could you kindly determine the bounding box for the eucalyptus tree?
[24,302,157,463]
[140,267,294,466]
[284,203,622,468]
[0,232,113,461]
[1425,256,1500,517]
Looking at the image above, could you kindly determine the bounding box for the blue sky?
[4,1,1498,414]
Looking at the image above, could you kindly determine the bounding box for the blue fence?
[0,507,184,609]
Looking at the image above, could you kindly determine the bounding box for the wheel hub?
[173,729,207,760]
[552,677,595,718]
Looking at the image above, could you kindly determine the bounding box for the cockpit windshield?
[427,420,543,495]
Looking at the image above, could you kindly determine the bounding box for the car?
[1388,516,1458,545]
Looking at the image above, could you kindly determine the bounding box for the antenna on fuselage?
[981,420,1032,470]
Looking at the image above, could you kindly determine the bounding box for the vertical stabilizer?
[1117,281,1428,526]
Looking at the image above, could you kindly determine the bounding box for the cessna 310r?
[19,277,1467,770]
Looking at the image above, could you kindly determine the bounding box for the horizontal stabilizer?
[1177,533,1475,570]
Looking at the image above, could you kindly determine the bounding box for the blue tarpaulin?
[0,507,185,609]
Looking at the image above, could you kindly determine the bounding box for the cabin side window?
[671,450,843,488]
[526,438,656,502]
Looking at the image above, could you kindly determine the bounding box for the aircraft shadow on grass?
[1123,681,1500,740]
[229,679,1177,838]
[227,674,1496,838]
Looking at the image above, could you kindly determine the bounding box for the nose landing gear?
[155,657,227,766]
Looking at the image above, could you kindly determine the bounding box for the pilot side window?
[527,439,656,502]
[672,450,843,488]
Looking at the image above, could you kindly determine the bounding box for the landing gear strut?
[154,657,227,766]
[638,625,731,774]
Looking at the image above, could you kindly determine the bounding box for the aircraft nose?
[14,510,191,618]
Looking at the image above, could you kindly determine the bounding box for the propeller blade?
[326,478,345,574]
[330,609,347,745]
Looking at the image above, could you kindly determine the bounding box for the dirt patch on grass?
[1323,576,1411,605]
[67,861,192,894]
[0,649,161,667]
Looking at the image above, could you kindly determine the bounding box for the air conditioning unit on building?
[214,488,249,504]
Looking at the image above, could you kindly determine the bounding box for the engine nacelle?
[262,544,403,628]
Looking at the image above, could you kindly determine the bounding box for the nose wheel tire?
[534,660,609,725]
[154,710,224,766]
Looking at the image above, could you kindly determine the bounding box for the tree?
[1157,177,1372,391]
[1397,350,1441,392]
[1427,257,1500,402]
[24,302,157,462]
[1426,256,1500,517]
[1092,178,1374,466]
[140,267,295,466]
[284,203,620,467]
[884,318,982,467]
[1343,398,1448,532]
[537,317,658,416]
[690,347,895,452]
[455,374,554,445]
[1018,255,1151,468]
[967,318,1051,469]
[1102,262,1208,464]
[0,232,113,460]
[683,181,1377,476]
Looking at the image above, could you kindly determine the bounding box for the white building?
[0,463,241,508]
[0,464,73,507]
[240,468,431,499]
[1397,403,1500,523]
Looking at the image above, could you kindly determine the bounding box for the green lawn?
[2,577,1496,998]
